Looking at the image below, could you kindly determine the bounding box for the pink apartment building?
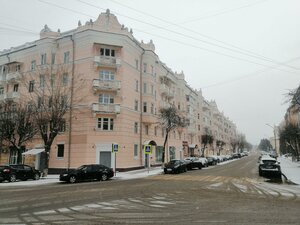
[0,10,237,172]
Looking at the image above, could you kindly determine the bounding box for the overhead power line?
[37,0,300,76]
[108,0,299,71]
[180,0,268,23]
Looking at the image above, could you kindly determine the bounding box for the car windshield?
[168,160,179,165]
[262,160,276,164]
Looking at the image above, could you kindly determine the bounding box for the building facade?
[0,10,238,172]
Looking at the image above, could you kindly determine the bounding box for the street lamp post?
[266,124,277,154]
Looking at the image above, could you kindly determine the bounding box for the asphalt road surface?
[1,153,300,225]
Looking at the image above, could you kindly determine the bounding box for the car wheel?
[34,174,40,180]
[9,174,17,182]
[101,173,108,181]
[69,176,77,183]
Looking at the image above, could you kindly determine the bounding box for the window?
[151,103,154,114]
[145,125,149,135]
[100,48,115,57]
[97,118,114,130]
[134,144,138,157]
[57,144,64,158]
[51,74,56,88]
[134,122,138,133]
[40,74,45,88]
[135,59,139,69]
[143,63,147,73]
[16,64,20,72]
[31,60,36,71]
[59,120,66,132]
[154,126,157,136]
[48,97,52,108]
[143,83,147,94]
[62,73,68,86]
[143,102,147,113]
[99,94,114,104]
[198,125,201,131]
[151,85,154,95]
[151,65,154,75]
[51,53,56,65]
[99,70,115,81]
[0,87,4,95]
[41,53,46,65]
[134,100,138,111]
[135,80,139,92]
[29,81,34,92]
[156,146,163,162]
[63,51,70,63]
[13,84,18,92]
[61,95,67,107]
[37,97,43,108]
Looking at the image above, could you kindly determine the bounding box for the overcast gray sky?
[1,0,300,145]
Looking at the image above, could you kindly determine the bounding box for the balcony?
[92,103,120,114]
[187,126,197,135]
[6,72,21,82]
[93,79,121,91]
[0,92,20,101]
[6,91,20,99]
[142,113,159,124]
[0,75,6,85]
[160,84,175,99]
[94,56,121,68]
[159,101,171,109]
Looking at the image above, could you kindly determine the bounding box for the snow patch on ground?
[278,156,300,185]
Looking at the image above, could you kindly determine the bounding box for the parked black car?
[164,160,187,174]
[184,157,203,170]
[258,156,281,178]
[59,164,114,183]
[0,164,40,182]
[206,157,217,166]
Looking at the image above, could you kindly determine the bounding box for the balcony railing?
[142,113,159,124]
[93,79,121,91]
[0,92,20,101]
[188,126,197,135]
[6,71,21,82]
[92,103,120,114]
[159,101,171,109]
[94,56,121,68]
[159,84,174,98]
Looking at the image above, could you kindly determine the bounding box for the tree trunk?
[162,131,169,163]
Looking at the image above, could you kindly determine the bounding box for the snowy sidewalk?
[278,156,300,185]
[0,167,163,187]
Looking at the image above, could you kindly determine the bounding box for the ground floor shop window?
[156,146,163,163]
[169,146,176,160]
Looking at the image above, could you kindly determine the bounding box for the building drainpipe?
[139,50,145,167]
[67,34,75,170]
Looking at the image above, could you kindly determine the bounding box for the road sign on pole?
[144,145,152,154]
[112,143,119,153]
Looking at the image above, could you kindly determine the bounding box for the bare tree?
[216,140,225,156]
[230,138,239,153]
[23,65,83,174]
[201,134,214,156]
[286,85,300,107]
[0,100,39,163]
[159,105,186,163]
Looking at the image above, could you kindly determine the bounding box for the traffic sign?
[112,143,119,152]
[144,145,152,154]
